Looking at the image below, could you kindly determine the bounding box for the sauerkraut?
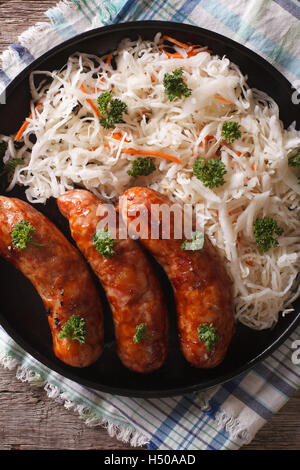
[1,33,299,330]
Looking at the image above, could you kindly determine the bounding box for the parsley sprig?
[93,228,116,258]
[253,217,283,252]
[0,141,7,159]
[222,121,242,144]
[182,231,205,251]
[0,158,24,177]
[127,157,156,178]
[58,315,86,349]
[193,157,227,189]
[288,151,300,184]
[163,69,192,101]
[133,323,150,344]
[11,220,43,251]
[97,91,128,129]
[197,323,219,351]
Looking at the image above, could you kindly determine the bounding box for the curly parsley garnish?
[0,141,7,159]
[163,69,192,101]
[133,323,150,344]
[288,152,300,183]
[93,228,116,258]
[0,158,24,177]
[182,231,205,251]
[193,157,227,189]
[97,91,128,129]
[253,217,283,252]
[288,152,300,167]
[127,157,156,178]
[197,323,219,351]
[11,220,43,251]
[222,121,242,144]
[58,315,86,349]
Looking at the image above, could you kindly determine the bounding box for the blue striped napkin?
[0,0,299,450]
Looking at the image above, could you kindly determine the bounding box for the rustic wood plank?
[0,367,135,450]
[0,1,57,54]
[0,0,299,451]
[0,365,299,450]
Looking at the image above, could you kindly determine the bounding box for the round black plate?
[0,21,299,397]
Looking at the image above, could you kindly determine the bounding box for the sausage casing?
[119,187,235,368]
[0,196,104,367]
[57,189,169,374]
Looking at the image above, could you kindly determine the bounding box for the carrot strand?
[120,148,182,164]
[80,83,101,118]
[162,35,190,50]
[106,52,113,65]
[161,47,184,59]
[14,103,42,141]
[215,94,232,104]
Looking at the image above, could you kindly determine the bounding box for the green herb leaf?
[93,228,116,258]
[163,69,192,101]
[222,121,242,144]
[11,220,43,251]
[182,231,205,251]
[0,141,8,159]
[197,323,219,351]
[288,152,300,167]
[127,157,156,178]
[253,217,283,252]
[97,91,128,129]
[58,315,86,349]
[288,152,300,184]
[193,157,227,188]
[0,158,24,177]
[133,323,150,344]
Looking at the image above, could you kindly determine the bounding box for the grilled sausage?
[119,187,235,368]
[0,196,104,367]
[57,189,168,374]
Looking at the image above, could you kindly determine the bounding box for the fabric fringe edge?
[0,351,149,448]
[0,1,79,72]
[197,389,252,446]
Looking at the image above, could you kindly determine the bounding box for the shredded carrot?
[108,132,123,140]
[120,148,182,164]
[97,143,182,164]
[161,47,184,59]
[14,102,42,141]
[99,52,114,82]
[108,132,130,143]
[161,44,211,59]
[251,163,255,170]
[236,151,242,156]
[215,94,232,104]
[106,52,113,65]
[162,35,190,50]
[80,83,101,118]
[187,47,212,57]
[245,260,254,267]
[200,135,214,148]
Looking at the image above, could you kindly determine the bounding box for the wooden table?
[0,0,299,451]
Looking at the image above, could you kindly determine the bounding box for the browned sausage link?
[119,187,235,368]
[0,196,104,368]
[57,189,169,374]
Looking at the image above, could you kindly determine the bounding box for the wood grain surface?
[0,0,299,451]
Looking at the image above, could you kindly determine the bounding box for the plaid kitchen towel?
[0,0,299,450]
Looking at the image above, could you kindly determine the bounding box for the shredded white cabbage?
[1,34,300,330]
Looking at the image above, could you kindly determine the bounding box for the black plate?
[0,21,299,397]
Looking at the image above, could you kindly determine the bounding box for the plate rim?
[0,20,299,398]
